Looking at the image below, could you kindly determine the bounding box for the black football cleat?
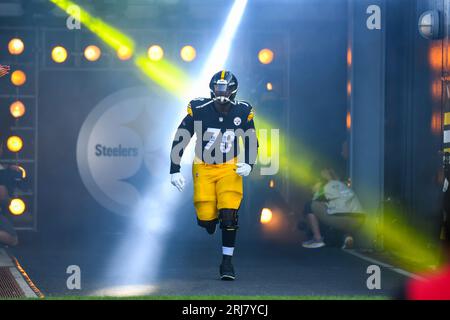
[206,222,217,235]
[198,219,217,235]
[220,255,235,281]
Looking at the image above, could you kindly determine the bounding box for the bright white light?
[90,285,158,297]
[104,171,185,287]
[180,0,248,164]
[190,0,248,98]
[104,0,248,294]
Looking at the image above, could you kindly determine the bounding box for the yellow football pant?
[192,160,243,221]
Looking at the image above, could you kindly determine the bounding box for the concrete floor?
[8,228,407,298]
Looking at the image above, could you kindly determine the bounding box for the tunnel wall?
[348,0,386,246]
[348,0,444,249]
[286,1,348,214]
[384,0,443,242]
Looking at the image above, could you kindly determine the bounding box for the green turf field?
[5,295,388,300]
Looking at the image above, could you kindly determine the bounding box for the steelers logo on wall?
[76,86,179,216]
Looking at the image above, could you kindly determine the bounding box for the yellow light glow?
[49,0,189,101]
[269,179,275,188]
[117,45,133,61]
[52,46,68,63]
[10,101,26,118]
[180,45,196,62]
[346,111,352,130]
[147,45,164,61]
[135,56,190,100]
[17,166,27,179]
[256,116,317,187]
[11,70,26,86]
[258,48,274,64]
[260,208,273,224]
[7,136,23,153]
[90,285,158,297]
[84,45,101,61]
[429,45,442,70]
[347,47,352,66]
[431,111,441,135]
[9,198,26,216]
[266,82,273,91]
[8,38,25,55]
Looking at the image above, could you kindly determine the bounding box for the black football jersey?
[170,98,257,173]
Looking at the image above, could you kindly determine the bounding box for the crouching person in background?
[0,170,18,247]
[301,168,365,249]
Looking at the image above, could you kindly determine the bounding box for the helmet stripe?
[220,70,226,80]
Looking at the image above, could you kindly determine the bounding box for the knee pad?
[197,218,218,229]
[219,209,239,231]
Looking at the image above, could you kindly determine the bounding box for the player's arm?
[170,105,194,191]
[236,108,258,177]
[170,106,194,174]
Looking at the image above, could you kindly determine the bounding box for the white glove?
[171,172,185,192]
[235,163,252,177]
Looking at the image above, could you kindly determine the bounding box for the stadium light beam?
[50,0,134,55]
[103,0,249,294]
[50,0,250,295]
[134,56,189,100]
[191,0,248,98]
[49,0,189,102]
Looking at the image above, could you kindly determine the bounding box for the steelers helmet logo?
[234,117,242,126]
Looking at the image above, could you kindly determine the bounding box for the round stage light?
[266,82,273,91]
[117,45,132,61]
[260,208,273,224]
[10,101,26,118]
[11,70,26,86]
[180,45,196,62]
[258,48,274,65]
[147,45,164,61]
[7,136,23,153]
[52,46,68,63]
[9,198,26,216]
[8,38,24,55]
[84,45,101,61]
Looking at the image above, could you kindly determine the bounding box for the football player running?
[170,70,258,280]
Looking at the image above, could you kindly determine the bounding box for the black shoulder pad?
[237,100,253,110]
[190,97,213,109]
[236,101,254,122]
